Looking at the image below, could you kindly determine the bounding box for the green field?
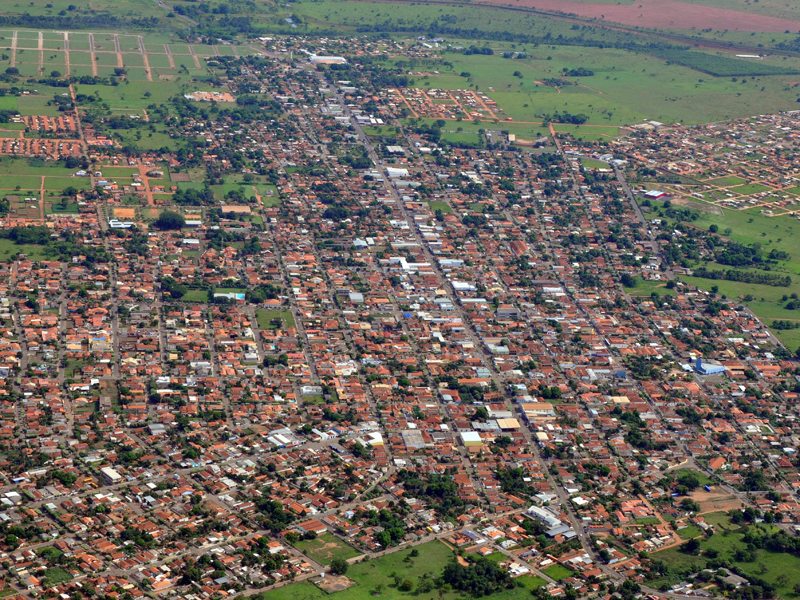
[40,567,72,587]
[293,533,360,566]
[650,514,800,597]
[541,564,574,581]
[428,201,452,214]
[259,541,538,600]
[581,158,610,169]
[181,290,209,303]
[728,183,773,196]
[705,176,748,187]
[628,279,678,297]
[0,239,49,262]
[256,309,295,330]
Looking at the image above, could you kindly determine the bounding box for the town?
[0,27,797,600]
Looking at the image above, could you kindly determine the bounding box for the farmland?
[392,44,800,127]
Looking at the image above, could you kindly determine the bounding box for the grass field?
[293,533,360,566]
[256,310,295,330]
[541,564,574,581]
[704,175,748,187]
[0,239,49,262]
[650,514,800,597]
[673,469,714,487]
[728,183,773,196]
[428,201,452,214]
[40,567,72,587]
[261,541,538,600]
[628,279,678,297]
[181,290,208,303]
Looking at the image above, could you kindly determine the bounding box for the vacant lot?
[294,533,360,566]
[542,564,574,581]
[256,309,295,331]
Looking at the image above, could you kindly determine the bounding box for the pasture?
[397,44,800,128]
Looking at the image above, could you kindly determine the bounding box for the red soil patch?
[475,0,800,32]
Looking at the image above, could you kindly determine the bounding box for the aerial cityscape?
[0,1,799,600]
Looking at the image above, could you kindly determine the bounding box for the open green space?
[580,158,610,170]
[704,176,748,187]
[259,540,536,600]
[181,290,208,303]
[541,564,574,581]
[728,183,773,196]
[650,513,800,597]
[256,310,295,331]
[676,524,704,540]
[428,201,452,215]
[673,469,714,487]
[293,533,360,566]
[628,279,678,297]
[0,239,48,262]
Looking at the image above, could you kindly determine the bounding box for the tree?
[398,580,413,592]
[330,557,348,575]
[50,70,61,78]
[680,538,701,555]
[153,210,185,230]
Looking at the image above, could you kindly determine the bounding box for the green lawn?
[676,524,704,540]
[257,583,326,600]
[256,309,295,330]
[728,183,773,196]
[293,533,360,566]
[581,158,610,169]
[181,290,208,303]
[0,239,49,262]
[542,564,574,581]
[428,201,452,214]
[704,175,747,187]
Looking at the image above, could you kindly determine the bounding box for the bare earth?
[314,574,355,593]
[475,0,800,31]
[689,490,744,514]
